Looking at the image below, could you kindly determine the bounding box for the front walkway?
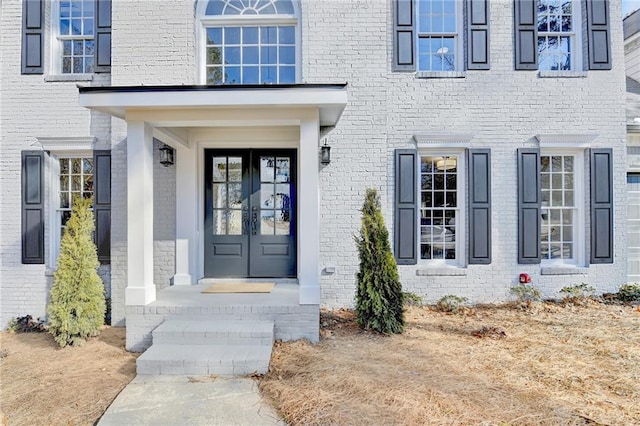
[98,375,285,425]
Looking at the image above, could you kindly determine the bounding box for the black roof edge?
[78,83,348,93]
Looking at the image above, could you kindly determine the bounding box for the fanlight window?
[204,0,295,16]
[201,0,298,85]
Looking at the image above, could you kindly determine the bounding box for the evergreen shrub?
[48,197,106,347]
[354,188,404,334]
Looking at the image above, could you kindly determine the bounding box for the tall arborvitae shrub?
[355,188,404,334]
[48,197,106,347]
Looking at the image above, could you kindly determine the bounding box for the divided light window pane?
[416,0,458,71]
[206,25,296,84]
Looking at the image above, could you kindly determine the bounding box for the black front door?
[204,149,296,278]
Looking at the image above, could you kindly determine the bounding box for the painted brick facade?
[0,0,628,329]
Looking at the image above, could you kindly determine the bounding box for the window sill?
[416,71,466,79]
[416,267,467,276]
[538,71,587,78]
[45,74,94,82]
[541,266,589,275]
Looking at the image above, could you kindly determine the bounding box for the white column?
[298,113,321,304]
[173,144,197,285]
[125,121,156,305]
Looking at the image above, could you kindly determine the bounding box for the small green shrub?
[436,295,468,314]
[354,188,404,334]
[560,283,595,303]
[510,283,542,304]
[7,315,47,333]
[617,283,640,302]
[402,292,423,307]
[48,197,106,347]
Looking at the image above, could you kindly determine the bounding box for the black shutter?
[586,0,612,70]
[518,148,541,264]
[93,150,111,264]
[514,0,537,70]
[94,0,112,72]
[468,149,491,264]
[467,0,490,70]
[590,148,613,263]
[393,0,416,72]
[22,0,44,74]
[22,151,45,264]
[395,149,418,264]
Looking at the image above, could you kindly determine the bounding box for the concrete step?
[137,344,273,376]
[152,320,274,346]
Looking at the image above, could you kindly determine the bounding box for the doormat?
[201,283,275,293]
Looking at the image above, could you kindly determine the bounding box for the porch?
[125,281,318,352]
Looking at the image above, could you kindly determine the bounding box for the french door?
[204,149,296,278]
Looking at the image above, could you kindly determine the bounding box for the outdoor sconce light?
[159,143,174,167]
[320,140,331,165]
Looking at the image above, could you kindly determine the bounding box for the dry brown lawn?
[260,302,640,426]
[0,327,137,426]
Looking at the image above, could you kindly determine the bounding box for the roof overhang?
[78,84,348,127]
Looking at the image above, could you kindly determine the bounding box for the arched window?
[198,0,298,85]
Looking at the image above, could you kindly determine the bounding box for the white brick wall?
[1,0,628,327]
[0,1,112,327]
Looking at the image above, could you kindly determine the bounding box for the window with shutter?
[395,147,491,266]
[393,0,491,72]
[515,0,611,71]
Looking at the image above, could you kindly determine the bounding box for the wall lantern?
[320,140,331,165]
[159,143,174,167]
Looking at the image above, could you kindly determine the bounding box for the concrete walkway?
[98,375,285,426]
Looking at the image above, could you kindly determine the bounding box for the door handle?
[242,207,249,233]
[251,207,258,235]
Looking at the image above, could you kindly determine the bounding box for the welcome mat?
[201,283,275,294]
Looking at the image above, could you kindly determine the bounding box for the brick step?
[136,344,273,376]
[152,320,274,346]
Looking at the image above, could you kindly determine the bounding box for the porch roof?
[78,83,348,127]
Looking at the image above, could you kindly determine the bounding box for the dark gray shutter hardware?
[94,0,112,73]
[468,149,492,264]
[395,149,418,264]
[22,150,45,264]
[93,150,111,263]
[586,0,612,70]
[467,0,490,70]
[517,148,541,263]
[22,0,44,74]
[590,148,613,263]
[393,0,416,72]
[514,0,538,70]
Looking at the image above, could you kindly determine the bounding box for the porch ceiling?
[78,83,348,127]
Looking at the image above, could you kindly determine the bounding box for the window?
[57,157,94,236]
[200,0,298,84]
[540,151,584,264]
[56,0,95,74]
[537,0,580,71]
[419,153,464,263]
[416,0,461,71]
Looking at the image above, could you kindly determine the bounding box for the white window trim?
[195,2,301,85]
[49,0,95,76]
[540,147,586,267]
[415,0,464,72]
[42,136,95,268]
[536,0,583,72]
[417,148,466,268]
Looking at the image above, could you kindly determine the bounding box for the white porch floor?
[150,282,301,308]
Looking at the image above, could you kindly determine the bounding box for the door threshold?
[197,277,299,285]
